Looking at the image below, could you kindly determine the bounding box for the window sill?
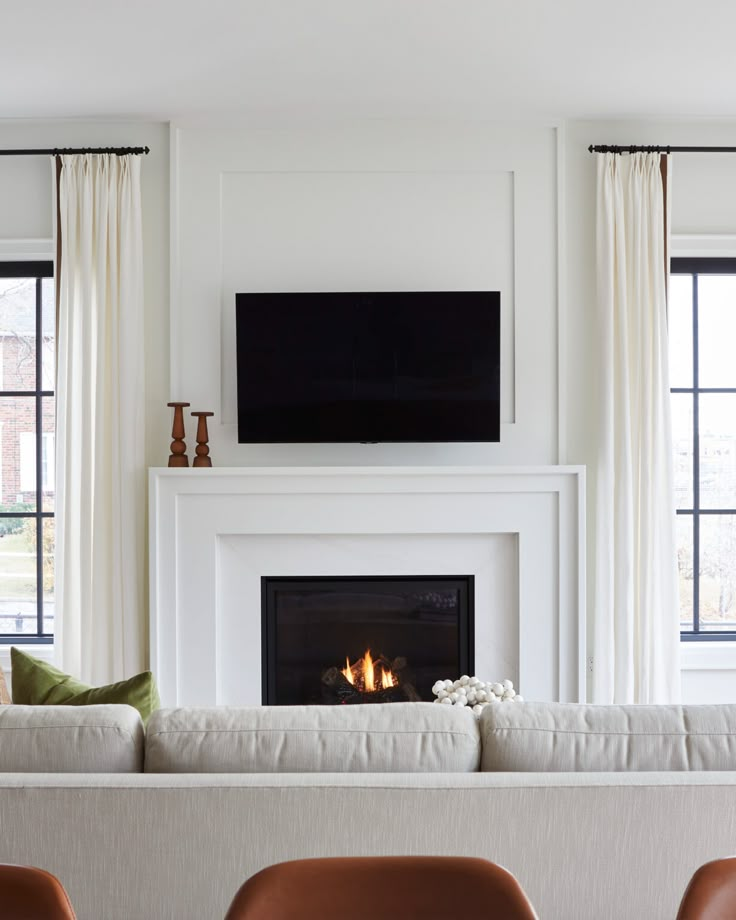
[0,643,54,675]
[681,642,736,671]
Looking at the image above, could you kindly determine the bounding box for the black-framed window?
[671,257,736,639]
[0,262,54,644]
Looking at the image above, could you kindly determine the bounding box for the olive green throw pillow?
[10,647,160,724]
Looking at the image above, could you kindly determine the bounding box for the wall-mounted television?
[235,291,500,443]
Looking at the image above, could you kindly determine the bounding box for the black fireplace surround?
[261,575,474,705]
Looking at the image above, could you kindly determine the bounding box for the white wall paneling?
[219,170,515,427]
[150,466,586,707]
[170,121,559,467]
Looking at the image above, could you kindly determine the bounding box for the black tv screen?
[235,291,500,443]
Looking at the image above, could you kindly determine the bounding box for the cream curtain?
[55,154,146,684]
[594,152,681,704]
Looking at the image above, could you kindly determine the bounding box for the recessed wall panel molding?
[171,122,558,465]
[220,170,515,429]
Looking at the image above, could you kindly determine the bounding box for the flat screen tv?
[235,291,500,443]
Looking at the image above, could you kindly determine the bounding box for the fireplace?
[261,575,474,705]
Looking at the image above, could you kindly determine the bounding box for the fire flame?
[341,650,397,693]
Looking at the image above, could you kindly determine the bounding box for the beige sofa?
[2,701,736,920]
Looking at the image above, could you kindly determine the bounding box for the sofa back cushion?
[480,701,736,771]
[145,703,481,773]
[0,704,144,772]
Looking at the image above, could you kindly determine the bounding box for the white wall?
[170,120,560,466]
[7,114,732,702]
[0,120,170,469]
[565,119,736,702]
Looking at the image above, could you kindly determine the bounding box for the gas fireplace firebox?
[261,575,474,705]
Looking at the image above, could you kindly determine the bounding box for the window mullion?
[35,277,43,636]
[691,273,700,634]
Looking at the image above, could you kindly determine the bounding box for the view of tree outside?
[671,270,736,633]
[0,272,54,638]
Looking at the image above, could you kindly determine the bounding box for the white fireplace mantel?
[149,466,586,706]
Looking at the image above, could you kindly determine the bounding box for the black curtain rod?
[589,144,736,154]
[0,146,150,157]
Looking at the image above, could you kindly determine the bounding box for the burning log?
[321,651,421,705]
[321,666,361,703]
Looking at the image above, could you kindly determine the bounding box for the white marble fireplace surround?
[149,466,585,706]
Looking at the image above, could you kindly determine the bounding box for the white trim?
[671,236,736,665]
[681,642,736,671]
[555,122,567,464]
[0,239,53,261]
[150,465,586,707]
[671,234,736,258]
[169,124,182,399]
[0,643,54,676]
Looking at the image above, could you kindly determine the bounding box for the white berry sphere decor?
[432,676,524,712]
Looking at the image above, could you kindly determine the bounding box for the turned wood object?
[191,411,215,467]
[167,402,190,467]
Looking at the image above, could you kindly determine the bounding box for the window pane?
[42,518,54,635]
[699,276,736,388]
[669,274,693,388]
[699,514,736,631]
[41,277,54,390]
[677,513,694,631]
[42,397,54,512]
[0,266,52,643]
[671,394,693,509]
[0,397,36,511]
[0,277,37,391]
[0,517,37,635]
[699,394,736,509]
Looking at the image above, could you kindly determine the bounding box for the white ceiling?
[3,0,735,122]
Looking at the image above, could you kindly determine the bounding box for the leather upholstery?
[0,864,76,919]
[677,857,736,920]
[224,856,538,920]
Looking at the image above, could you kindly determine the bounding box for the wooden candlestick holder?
[191,411,214,467]
[167,402,190,467]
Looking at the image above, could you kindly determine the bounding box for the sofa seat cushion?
[0,704,144,772]
[480,701,736,771]
[145,702,481,773]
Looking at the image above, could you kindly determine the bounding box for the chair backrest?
[224,856,538,920]
[0,864,77,920]
[677,857,736,920]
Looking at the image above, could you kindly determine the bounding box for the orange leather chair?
[677,857,736,920]
[224,856,538,920]
[0,864,76,920]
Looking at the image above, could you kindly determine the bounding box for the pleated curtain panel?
[594,152,681,703]
[54,154,146,684]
